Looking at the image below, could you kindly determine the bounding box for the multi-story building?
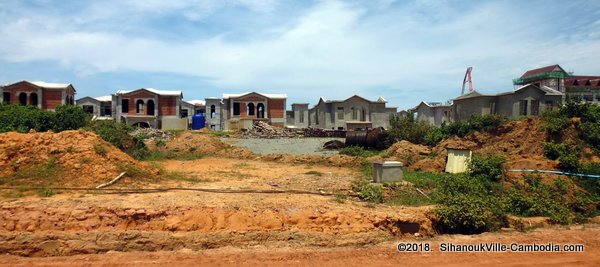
[112,88,187,129]
[205,92,287,131]
[411,101,452,126]
[1,80,76,110]
[291,95,396,130]
[76,96,113,119]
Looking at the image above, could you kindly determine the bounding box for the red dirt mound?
[387,140,431,167]
[405,118,559,172]
[147,132,257,159]
[0,130,156,187]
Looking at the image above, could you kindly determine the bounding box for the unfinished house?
[76,96,113,119]
[564,76,600,104]
[112,88,187,130]
[411,101,452,126]
[1,80,76,110]
[513,64,570,94]
[306,95,396,130]
[205,92,287,131]
[451,84,563,121]
[286,103,309,128]
[188,100,206,115]
[514,64,600,105]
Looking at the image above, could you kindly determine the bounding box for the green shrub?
[351,179,384,203]
[387,113,507,147]
[52,105,89,132]
[433,193,506,234]
[541,110,569,136]
[0,104,54,133]
[580,122,600,153]
[468,154,505,193]
[504,175,572,224]
[85,120,149,160]
[543,141,567,160]
[339,145,380,157]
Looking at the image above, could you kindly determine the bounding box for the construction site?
[0,103,599,265]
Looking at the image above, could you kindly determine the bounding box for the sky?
[1,0,600,110]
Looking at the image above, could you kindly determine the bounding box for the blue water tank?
[192,113,205,130]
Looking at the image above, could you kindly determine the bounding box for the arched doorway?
[247,103,255,116]
[19,93,27,105]
[136,99,145,114]
[30,93,38,106]
[147,99,155,115]
[210,105,216,118]
[256,103,265,118]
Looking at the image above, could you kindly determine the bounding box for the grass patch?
[144,151,204,161]
[334,192,347,203]
[339,146,382,157]
[10,157,62,186]
[93,143,109,156]
[163,171,212,183]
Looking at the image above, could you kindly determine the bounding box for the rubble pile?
[129,128,174,142]
[243,121,298,138]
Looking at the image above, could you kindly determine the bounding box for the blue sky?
[1,0,599,110]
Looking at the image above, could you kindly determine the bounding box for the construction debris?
[323,140,345,149]
[243,121,298,138]
[96,172,127,189]
[129,128,174,142]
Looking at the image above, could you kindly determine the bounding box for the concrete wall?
[308,96,395,130]
[161,117,187,130]
[205,98,223,131]
[76,98,101,117]
[290,103,309,128]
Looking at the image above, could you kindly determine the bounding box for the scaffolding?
[512,71,572,85]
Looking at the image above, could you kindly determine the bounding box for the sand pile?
[0,130,155,187]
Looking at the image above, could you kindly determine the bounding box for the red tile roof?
[565,76,600,88]
[520,64,565,78]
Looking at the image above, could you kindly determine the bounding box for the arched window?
[247,103,255,116]
[19,93,27,105]
[351,107,357,120]
[30,93,38,106]
[136,99,145,114]
[257,103,265,118]
[361,109,366,121]
[210,105,216,118]
[147,99,155,115]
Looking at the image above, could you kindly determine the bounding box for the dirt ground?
[2,128,600,266]
[1,225,598,266]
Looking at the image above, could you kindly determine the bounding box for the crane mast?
[461,67,474,95]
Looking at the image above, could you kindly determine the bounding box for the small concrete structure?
[445,149,472,174]
[372,161,403,183]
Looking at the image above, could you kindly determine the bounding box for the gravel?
[221,137,345,155]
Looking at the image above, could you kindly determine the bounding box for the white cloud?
[1,0,600,109]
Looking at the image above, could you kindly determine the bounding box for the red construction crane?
[461,67,474,95]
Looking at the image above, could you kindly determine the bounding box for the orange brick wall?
[267,99,285,119]
[121,91,157,114]
[3,83,38,104]
[159,96,177,116]
[42,90,62,109]
[271,122,284,128]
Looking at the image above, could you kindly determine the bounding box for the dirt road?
[1,226,598,266]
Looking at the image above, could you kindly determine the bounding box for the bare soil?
[0,130,157,187]
[2,129,600,265]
